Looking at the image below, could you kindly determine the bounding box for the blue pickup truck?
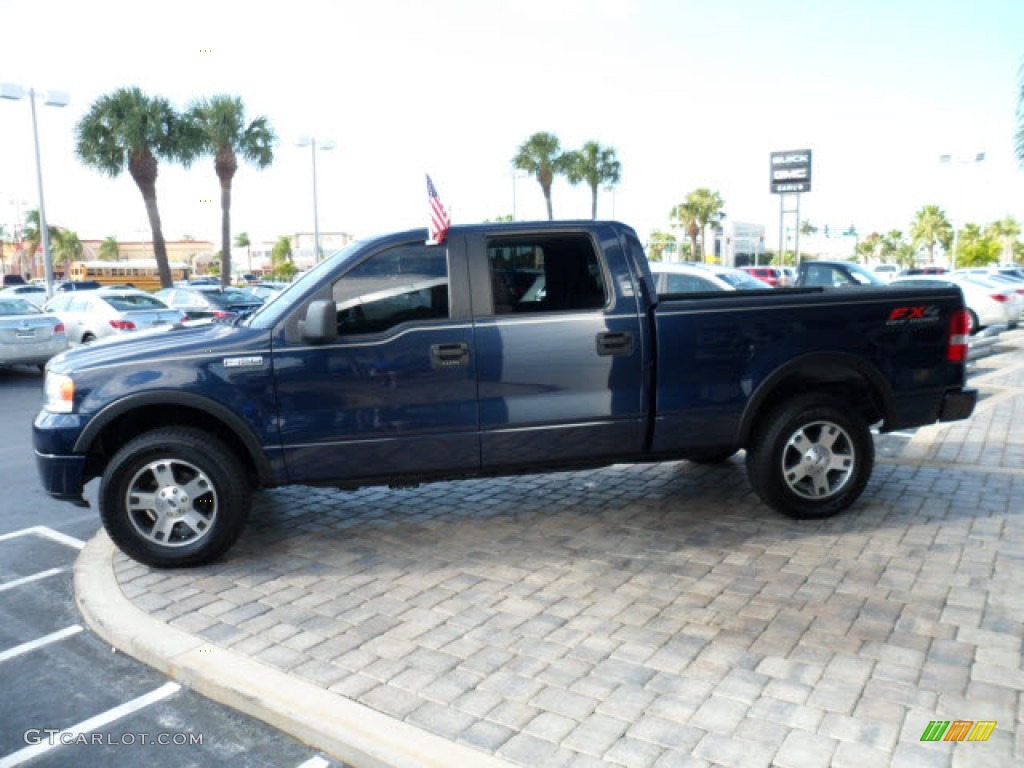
[34,221,976,567]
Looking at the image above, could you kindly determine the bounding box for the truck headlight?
[44,372,75,414]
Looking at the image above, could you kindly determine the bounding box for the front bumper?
[938,388,977,422]
[34,450,89,503]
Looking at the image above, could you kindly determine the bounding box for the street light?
[296,136,334,263]
[938,152,986,270]
[0,84,69,298]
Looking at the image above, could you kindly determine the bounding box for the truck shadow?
[236,456,1019,573]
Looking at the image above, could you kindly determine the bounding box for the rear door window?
[486,233,607,314]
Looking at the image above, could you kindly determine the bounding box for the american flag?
[426,174,451,245]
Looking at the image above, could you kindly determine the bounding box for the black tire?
[966,309,979,335]
[99,428,251,568]
[689,449,739,464]
[81,333,96,344]
[746,395,873,519]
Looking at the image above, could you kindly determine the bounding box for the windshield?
[717,270,771,289]
[0,298,40,315]
[206,289,261,306]
[245,241,367,329]
[102,294,169,311]
[844,263,886,285]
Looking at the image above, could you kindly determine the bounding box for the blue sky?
[1,0,1022,253]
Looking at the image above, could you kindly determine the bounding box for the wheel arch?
[75,391,274,489]
[738,352,895,446]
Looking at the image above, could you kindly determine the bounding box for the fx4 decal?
[887,305,941,325]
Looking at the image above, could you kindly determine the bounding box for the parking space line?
[0,526,86,550]
[0,568,65,593]
[32,527,86,551]
[0,682,181,768]
[295,758,330,768]
[0,625,83,664]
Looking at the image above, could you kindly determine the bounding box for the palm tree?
[186,96,276,286]
[669,202,700,262]
[985,216,1020,262]
[647,230,677,262]
[799,220,818,236]
[512,132,565,220]
[910,205,953,264]
[856,233,879,264]
[234,231,252,275]
[51,229,83,271]
[22,209,57,263]
[99,236,120,261]
[75,87,196,288]
[686,188,726,262]
[271,235,293,268]
[271,236,295,280]
[562,141,622,219]
[877,230,903,263]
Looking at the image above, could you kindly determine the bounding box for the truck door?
[466,227,648,467]
[270,235,479,484]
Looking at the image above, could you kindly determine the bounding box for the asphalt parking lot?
[0,368,345,768]
[71,330,1024,768]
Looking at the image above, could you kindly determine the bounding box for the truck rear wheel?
[746,395,873,519]
[99,428,251,568]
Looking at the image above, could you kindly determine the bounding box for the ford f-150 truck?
[34,221,977,567]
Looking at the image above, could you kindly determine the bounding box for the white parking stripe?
[0,682,181,768]
[0,625,83,664]
[0,568,65,593]
[295,758,330,768]
[0,526,86,550]
[32,527,86,550]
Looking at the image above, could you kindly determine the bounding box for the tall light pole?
[0,84,69,298]
[938,152,986,270]
[296,136,334,263]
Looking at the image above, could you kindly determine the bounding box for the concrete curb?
[74,531,517,768]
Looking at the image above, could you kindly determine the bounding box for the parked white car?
[954,274,1022,328]
[650,263,773,293]
[43,288,185,345]
[872,264,901,282]
[890,275,1017,334]
[0,284,48,307]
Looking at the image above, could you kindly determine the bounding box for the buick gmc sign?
[770,149,812,193]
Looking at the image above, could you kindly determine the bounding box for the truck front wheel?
[746,395,873,519]
[99,428,251,568]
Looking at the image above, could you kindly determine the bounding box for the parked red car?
[739,266,782,287]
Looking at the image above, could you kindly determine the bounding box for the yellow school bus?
[68,260,191,291]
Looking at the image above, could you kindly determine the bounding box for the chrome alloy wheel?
[781,420,856,500]
[126,458,218,547]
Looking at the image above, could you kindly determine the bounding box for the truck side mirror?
[300,299,338,343]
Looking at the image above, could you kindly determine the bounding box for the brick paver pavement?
[112,331,1024,767]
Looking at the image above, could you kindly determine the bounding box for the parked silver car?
[43,288,185,345]
[0,297,68,369]
[0,283,49,307]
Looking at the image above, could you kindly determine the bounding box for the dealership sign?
[770,149,812,194]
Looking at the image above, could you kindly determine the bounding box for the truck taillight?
[947,310,969,363]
